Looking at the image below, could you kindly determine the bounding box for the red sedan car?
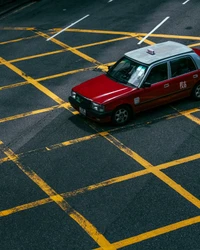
[69,41,200,125]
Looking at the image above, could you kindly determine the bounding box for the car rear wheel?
[192,82,200,100]
[112,105,132,125]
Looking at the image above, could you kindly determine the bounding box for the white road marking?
[138,16,170,45]
[182,0,190,4]
[108,0,114,2]
[47,14,90,41]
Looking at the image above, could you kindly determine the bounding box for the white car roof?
[125,41,192,65]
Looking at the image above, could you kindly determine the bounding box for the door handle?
[164,83,169,88]
[193,74,198,79]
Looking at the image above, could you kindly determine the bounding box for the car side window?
[145,63,168,84]
[170,57,196,77]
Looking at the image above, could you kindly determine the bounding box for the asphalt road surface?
[0,0,200,249]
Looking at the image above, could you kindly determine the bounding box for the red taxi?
[69,41,200,125]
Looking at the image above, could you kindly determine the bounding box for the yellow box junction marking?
[0,36,131,65]
[0,57,71,111]
[34,30,102,66]
[94,215,200,249]
[0,151,200,218]
[0,141,115,250]
[1,55,200,213]
[103,133,200,209]
[1,27,200,249]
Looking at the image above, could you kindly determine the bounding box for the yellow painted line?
[170,106,200,125]
[95,216,200,249]
[0,35,39,45]
[188,42,200,48]
[0,156,9,164]
[45,131,108,151]
[54,28,200,41]
[0,168,150,217]
[0,61,114,92]
[0,81,29,91]
[0,57,70,109]
[0,104,63,123]
[0,27,35,31]
[1,151,200,217]
[148,33,200,40]
[0,66,95,91]
[136,36,155,45]
[103,133,200,208]
[0,197,52,216]
[0,141,115,250]
[35,30,102,66]
[0,36,129,65]
[181,113,200,125]
[179,108,200,115]
[7,49,66,64]
[157,153,200,169]
[167,107,200,120]
[53,28,139,37]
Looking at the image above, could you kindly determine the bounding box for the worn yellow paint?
[53,28,139,37]
[188,42,200,48]
[0,104,63,123]
[0,57,68,107]
[7,49,66,64]
[0,81,29,91]
[0,27,35,30]
[103,133,200,208]
[45,131,108,151]
[0,156,9,164]
[0,141,115,249]
[54,28,200,41]
[95,216,200,249]
[35,31,102,66]
[136,36,155,45]
[0,66,95,91]
[1,150,200,217]
[0,35,39,45]
[157,153,200,169]
[181,112,200,125]
[0,36,130,66]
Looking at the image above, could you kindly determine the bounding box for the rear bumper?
[68,96,112,123]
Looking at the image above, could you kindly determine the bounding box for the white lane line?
[138,16,170,45]
[182,0,190,4]
[108,0,114,2]
[47,14,90,41]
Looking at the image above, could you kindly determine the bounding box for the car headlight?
[91,102,105,112]
[71,91,76,99]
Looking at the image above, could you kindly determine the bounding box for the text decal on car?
[180,81,187,89]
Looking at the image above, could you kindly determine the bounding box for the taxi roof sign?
[147,48,155,55]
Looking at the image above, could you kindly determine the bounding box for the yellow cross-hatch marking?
[100,133,200,209]
[0,141,115,250]
[94,215,200,249]
[35,30,102,66]
[0,151,200,218]
[1,27,200,249]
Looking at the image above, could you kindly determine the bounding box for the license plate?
[79,107,86,116]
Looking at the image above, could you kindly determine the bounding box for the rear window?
[170,57,196,77]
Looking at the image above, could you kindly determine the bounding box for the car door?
[135,62,171,112]
[169,56,199,101]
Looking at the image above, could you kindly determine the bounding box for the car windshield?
[107,57,147,87]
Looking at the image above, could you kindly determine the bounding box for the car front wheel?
[112,105,132,125]
[192,82,200,100]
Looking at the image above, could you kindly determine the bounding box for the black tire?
[111,105,132,125]
[192,82,200,100]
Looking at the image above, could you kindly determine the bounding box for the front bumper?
[68,96,112,123]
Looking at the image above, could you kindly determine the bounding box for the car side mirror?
[143,82,151,88]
